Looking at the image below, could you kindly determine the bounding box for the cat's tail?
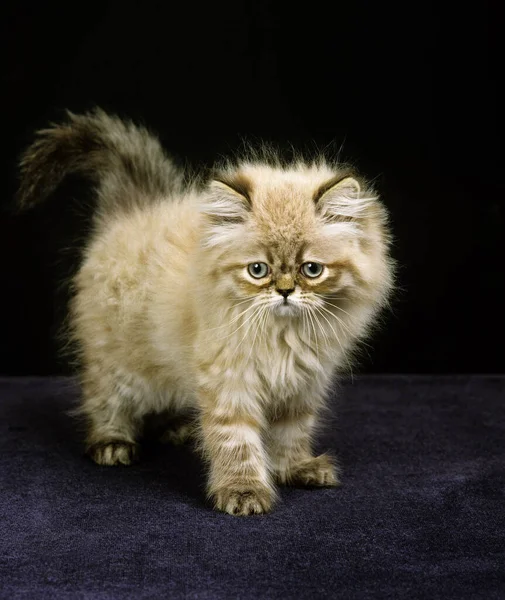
[16,108,182,213]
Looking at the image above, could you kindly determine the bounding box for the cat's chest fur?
[245,323,329,402]
[195,318,331,411]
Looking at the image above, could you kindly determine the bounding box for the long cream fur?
[17,109,395,515]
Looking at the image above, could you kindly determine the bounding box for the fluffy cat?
[17,109,394,515]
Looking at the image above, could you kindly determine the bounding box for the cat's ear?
[203,177,252,224]
[315,175,373,221]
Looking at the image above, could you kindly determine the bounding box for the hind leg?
[159,414,197,446]
[81,371,144,466]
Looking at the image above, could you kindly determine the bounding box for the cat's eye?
[247,262,270,279]
[301,262,324,278]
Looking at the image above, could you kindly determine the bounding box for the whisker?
[203,300,269,333]
[312,294,354,318]
[320,300,354,320]
[313,305,354,381]
[311,308,330,349]
[261,303,270,340]
[246,304,269,363]
[212,303,266,341]
[317,303,353,337]
[318,303,373,350]
[301,306,309,345]
[230,296,258,308]
[234,303,268,352]
[305,305,320,362]
[313,306,340,345]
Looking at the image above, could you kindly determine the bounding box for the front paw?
[284,454,340,487]
[212,485,275,516]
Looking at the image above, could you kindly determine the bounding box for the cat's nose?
[277,288,294,298]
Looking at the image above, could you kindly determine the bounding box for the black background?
[1,1,502,375]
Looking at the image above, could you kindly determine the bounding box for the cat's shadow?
[128,438,208,509]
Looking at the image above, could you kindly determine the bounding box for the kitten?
[17,109,394,515]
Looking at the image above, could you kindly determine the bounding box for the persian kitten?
[17,109,394,515]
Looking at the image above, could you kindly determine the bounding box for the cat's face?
[225,237,357,318]
[200,162,390,319]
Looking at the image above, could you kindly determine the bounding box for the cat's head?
[198,160,393,318]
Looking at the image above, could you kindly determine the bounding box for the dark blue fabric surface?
[1,376,504,599]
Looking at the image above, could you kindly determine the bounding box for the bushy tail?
[16,108,182,213]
